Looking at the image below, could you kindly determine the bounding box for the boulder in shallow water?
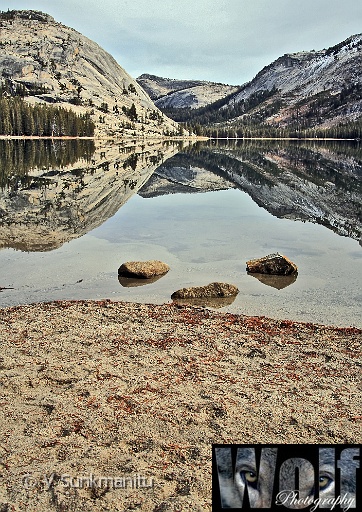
[246,253,298,276]
[118,260,170,279]
[171,282,239,299]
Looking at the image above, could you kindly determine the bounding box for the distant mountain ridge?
[139,35,362,137]
[1,10,361,138]
[0,10,182,137]
[227,33,362,128]
[137,73,239,109]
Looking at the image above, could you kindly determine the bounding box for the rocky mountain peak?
[141,31,361,138]
[0,10,55,23]
[0,10,182,137]
[245,33,362,98]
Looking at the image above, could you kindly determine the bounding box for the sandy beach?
[0,299,361,511]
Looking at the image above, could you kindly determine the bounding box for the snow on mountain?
[233,34,362,103]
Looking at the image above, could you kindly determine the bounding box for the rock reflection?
[247,272,298,289]
[118,275,166,288]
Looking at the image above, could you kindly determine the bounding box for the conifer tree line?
[0,96,95,137]
[193,118,362,140]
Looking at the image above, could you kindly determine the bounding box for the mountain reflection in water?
[1,139,361,251]
[0,139,180,251]
[139,139,362,243]
[0,138,361,328]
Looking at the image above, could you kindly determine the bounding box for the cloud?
[4,0,362,84]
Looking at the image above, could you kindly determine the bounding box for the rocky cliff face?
[0,10,181,137]
[227,34,362,128]
[137,73,239,109]
[236,35,362,102]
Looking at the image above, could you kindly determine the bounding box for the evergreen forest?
[0,97,95,137]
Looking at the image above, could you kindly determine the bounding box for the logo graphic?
[212,444,360,511]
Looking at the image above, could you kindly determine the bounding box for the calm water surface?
[0,139,361,327]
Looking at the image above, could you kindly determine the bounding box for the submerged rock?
[118,260,170,279]
[246,253,298,276]
[171,282,239,299]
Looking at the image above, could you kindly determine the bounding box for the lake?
[0,138,361,327]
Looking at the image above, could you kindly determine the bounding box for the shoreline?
[1,297,361,331]
[0,299,361,510]
[0,135,207,141]
[0,134,359,141]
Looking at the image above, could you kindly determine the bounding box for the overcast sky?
[4,0,362,85]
